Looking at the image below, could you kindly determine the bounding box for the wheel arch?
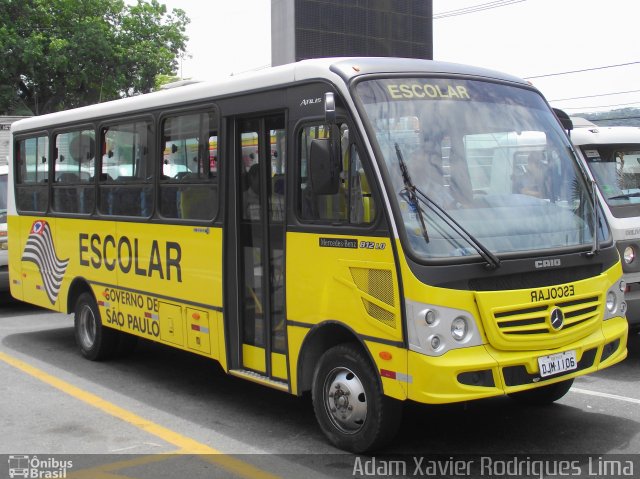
[66,277,94,314]
[295,320,381,395]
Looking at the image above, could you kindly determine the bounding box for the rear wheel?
[312,343,402,453]
[74,291,117,360]
[508,378,574,405]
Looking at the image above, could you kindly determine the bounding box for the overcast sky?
[153,0,639,114]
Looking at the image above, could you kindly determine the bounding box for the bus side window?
[99,120,153,217]
[15,136,49,213]
[298,123,376,225]
[349,144,376,224]
[52,129,95,215]
[159,109,218,221]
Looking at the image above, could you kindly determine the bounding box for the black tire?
[508,378,574,405]
[74,291,117,361]
[312,343,402,453]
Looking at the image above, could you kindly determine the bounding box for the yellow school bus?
[8,58,628,452]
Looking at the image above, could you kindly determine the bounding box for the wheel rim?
[323,366,367,434]
[77,303,97,350]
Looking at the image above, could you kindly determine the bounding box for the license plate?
[537,350,577,378]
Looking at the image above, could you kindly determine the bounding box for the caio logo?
[534,259,561,269]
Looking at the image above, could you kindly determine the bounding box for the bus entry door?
[234,115,287,382]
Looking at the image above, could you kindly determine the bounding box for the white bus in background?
[464,130,547,195]
[570,120,640,332]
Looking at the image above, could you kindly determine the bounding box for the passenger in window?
[517,151,550,198]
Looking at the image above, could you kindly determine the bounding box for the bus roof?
[571,125,640,146]
[11,57,530,134]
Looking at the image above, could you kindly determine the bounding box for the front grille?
[495,296,600,337]
[476,288,604,351]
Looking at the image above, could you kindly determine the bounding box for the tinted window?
[159,110,218,220]
[16,136,49,212]
[298,123,376,224]
[52,129,95,214]
[99,120,153,217]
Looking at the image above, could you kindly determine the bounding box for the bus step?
[229,369,289,392]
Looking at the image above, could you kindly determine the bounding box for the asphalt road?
[1,292,638,478]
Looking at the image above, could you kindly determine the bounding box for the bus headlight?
[424,309,437,325]
[606,291,617,313]
[406,299,483,356]
[623,246,636,264]
[604,279,625,320]
[451,316,468,341]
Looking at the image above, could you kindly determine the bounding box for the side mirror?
[325,92,336,124]
[553,108,573,133]
[309,137,340,195]
[308,92,343,194]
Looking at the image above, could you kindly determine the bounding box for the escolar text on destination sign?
[386,83,471,100]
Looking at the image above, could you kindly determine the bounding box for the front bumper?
[407,316,628,404]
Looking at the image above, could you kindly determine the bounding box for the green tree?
[0,0,189,115]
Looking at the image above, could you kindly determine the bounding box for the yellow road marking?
[0,351,281,479]
[68,453,175,479]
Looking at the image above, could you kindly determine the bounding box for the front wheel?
[312,343,402,453]
[74,291,117,361]
[508,378,574,405]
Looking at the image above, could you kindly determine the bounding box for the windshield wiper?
[413,188,501,270]
[607,192,640,200]
[393,143,500,270]
[394,143,429,243]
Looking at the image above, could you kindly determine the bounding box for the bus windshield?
[580,146,640,205]
[355,77,604,260]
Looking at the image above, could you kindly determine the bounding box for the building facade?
[0,117,29,166]
[271,0,433,66]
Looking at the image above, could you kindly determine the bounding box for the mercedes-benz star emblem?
[549,307,565,331]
